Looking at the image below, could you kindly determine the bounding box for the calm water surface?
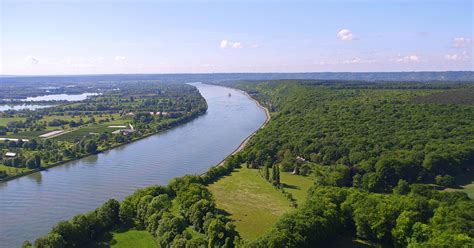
[0,83,266,247]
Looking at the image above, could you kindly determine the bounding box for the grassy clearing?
[0,117,25,126]
[280,172,314,205]
[327,236,375,248]
[208,166,292,241]
[0,165,33,177]
[110,229,156,248]
[445,182,474,199]
[87,228,156,248]
[185,227,207,240]
[443,173,474,199]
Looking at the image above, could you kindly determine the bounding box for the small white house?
[5,152,16,157]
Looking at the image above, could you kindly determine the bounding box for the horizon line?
[1,70,473,78]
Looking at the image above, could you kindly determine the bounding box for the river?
[0,83,267,247]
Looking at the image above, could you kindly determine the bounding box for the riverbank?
[213,86,271,167]
[0,109,207,183]
[1,82,268,248]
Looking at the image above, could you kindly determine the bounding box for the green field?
[0,117,25,126]
[280,172,314,205]
[48,119,127,141]
[110,229,156,248]
[0,165,33,177]
[208,166,292,241]
[0,114,123,140]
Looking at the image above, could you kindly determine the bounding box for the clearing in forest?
[208,166,292,241]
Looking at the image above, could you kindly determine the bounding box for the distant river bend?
[0,83,267,247]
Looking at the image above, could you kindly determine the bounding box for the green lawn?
[110,229,156,248]
[0,165,33,177]
[207,166,292,241]
[0,117,25,126]
[280,172,314,205]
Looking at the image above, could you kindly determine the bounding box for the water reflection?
[26,172,42,185]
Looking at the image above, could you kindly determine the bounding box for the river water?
[0,83,266,247]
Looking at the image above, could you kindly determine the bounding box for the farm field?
[53,121,128,142]
[207,166,292,241]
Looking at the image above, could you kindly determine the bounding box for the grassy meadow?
[280,171,314,205]
[109,229,156,248]
[207,166,292,241]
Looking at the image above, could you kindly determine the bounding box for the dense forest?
[27,80,473,247]
[227,80,474,246]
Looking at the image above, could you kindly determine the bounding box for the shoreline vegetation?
[0,109,207,183]
[0,83,208,183]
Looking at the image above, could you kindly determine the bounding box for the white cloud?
[444,51,470,61]
[220,40,243,49]
[342,58,361,64]
[452,37,471,48]
[220,40,229,48]
[25,55,39,65]
[232,42,242,49]
[337,29,354,41]
[114,56,126,61]
[393,54,420,63]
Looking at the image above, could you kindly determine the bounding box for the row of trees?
[252,185,473,247]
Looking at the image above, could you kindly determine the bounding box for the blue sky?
[1,0,472,75]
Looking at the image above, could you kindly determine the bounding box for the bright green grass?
[0,165,33,177]
[280,172,314,205]
[208,166,292,241]
[110,229,156,248]
[0,117,25,126]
